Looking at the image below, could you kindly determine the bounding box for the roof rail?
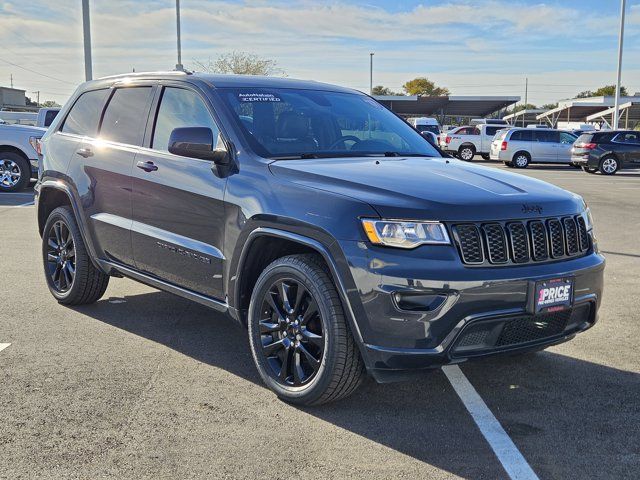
[97,70,192,80]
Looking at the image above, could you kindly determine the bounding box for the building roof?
[585,101,640,125]
[374,95,519,118]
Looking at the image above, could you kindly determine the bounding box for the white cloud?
[0,0,637,106]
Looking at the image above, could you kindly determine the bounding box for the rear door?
[557,131,578,163]
[614,132,640,166]
[131,84,227,300]
[69,84,155,266]
[531,130,557,162]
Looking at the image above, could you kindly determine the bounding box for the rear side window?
[152,87,220,152]
[44,110,59,127]
[615,132,640,144]
[510,130,533,141]
[100,87,153,146]
[576,133,594,144]
[485,126,503,136]
[559,132,577,144]
[533,130,558,143]
[61,89,108,136]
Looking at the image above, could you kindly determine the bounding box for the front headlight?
[584,208,594,231]
[361,219,450,248]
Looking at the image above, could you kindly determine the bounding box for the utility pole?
[369,53,374,95]
[32,91,40,106]
[10,73,13,88]
[175,0,184,71]
[613,0,626,129]
[522,77,528,127]
[81,0,93,81]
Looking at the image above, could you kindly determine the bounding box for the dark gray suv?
[36,72,605,405]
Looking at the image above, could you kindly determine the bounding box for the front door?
[615,131,640,166]
[557,131,577,163]
[131,85,227,300]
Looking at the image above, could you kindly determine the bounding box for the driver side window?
[152,87,220,152]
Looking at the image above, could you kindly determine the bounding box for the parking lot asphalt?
[1,162,639,479]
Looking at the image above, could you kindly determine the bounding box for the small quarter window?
[61,89,109,137]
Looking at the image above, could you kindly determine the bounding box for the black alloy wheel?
[46,220,76,293]
[259,278,324,387]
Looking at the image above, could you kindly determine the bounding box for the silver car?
[490,128,578,168]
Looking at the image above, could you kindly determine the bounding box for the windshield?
[217,87,441,159]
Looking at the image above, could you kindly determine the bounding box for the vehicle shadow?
[74,290,639,480]
[0,186,35,207]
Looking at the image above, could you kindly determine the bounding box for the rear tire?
[247,254,365,405]
[599,156,619,175]
[0,152,31,192]
[458,145,476,161]
[481,153,490,161]
[504,161,514,168]
[582,166,598,174]
[42,206,110,305]
[512,151,530,168]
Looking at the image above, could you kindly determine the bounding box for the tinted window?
[217,88,440,158]
[616,132,640,144]
[44,110,59,127]
[593,132,614,143]
[534,130,558,143]
[455,127,474,135]
[485,126,503,136]
[100,87,153,146]
[61,89,108,136]
[152,87,220,151]
[416,124,440,135]
[510,129,533,141]
[559,132,577,144]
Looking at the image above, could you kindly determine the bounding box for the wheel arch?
[232,227,365,346]
[36,180,104,272]
[0,144,31,160]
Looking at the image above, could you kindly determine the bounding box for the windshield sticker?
[238,93,282,103]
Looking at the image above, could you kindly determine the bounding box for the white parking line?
[0,343,11,353]
[443,365,539,480]
[0,201,34,208]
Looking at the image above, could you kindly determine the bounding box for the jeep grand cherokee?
[35,72,605,405]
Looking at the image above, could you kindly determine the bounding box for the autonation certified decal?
[238,93,282,102]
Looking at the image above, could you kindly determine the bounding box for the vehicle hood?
[269,157,584,221]
[0,124,46,135]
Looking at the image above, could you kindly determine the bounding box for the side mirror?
[168,127,229,164]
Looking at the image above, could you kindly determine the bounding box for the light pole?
[613,0,626,129]
[175,0,184,71]
[81,0,93,81]
[369,52,374,95]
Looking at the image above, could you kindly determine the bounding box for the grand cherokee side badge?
[522,204,543,214]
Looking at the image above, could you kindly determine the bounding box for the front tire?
[481,153,490,160]
[248,254,364,405]
[582,166,598,174]
[0,152,31,192]
[599,156,619,175]
[42,206,109,305]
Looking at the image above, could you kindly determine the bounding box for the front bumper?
[337,240,605,381]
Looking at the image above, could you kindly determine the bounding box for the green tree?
[193,51,285,76]
[541,103,558,110]
[576,85,628,98]
[41,100,61,108]
[371,85,402,96]
[402,77,450,96]
[507,103,538,114]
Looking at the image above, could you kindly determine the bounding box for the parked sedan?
[571,130,640,175]
[490,128,578,168]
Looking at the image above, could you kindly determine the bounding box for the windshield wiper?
[383,152,434,157]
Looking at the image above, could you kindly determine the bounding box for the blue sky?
[1,0,638,106]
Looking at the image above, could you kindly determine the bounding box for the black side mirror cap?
[168,127,229,164]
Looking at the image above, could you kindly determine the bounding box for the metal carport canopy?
[536,96,640,126]
[374,95,519,118]
[503,109,545,125]
[586,101,640,127]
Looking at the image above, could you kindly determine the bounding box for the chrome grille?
[452,215,590,266]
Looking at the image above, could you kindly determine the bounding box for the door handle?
[76,147,93,158]
[136,160,158,172]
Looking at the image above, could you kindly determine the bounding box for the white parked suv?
[442,124,507,160]
[489,128,578,168]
